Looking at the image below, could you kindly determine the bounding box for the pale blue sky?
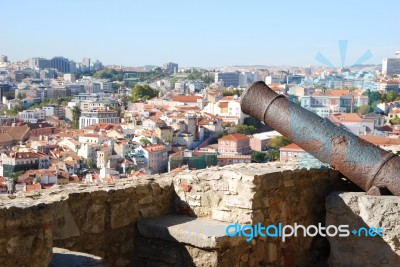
[0,0,399,67]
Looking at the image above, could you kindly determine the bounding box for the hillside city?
[1,53,400,193]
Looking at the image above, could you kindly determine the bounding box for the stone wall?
[0,177,174,267]
[2,162,393,267]
[172,162,358,266]
[326,192,400,267]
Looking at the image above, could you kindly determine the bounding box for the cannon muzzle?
[241,81,400,196]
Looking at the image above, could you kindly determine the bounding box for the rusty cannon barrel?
[241,81,400,196]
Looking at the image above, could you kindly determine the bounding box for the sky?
[0,0,399,68]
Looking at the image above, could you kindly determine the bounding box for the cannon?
[241,81,400,196]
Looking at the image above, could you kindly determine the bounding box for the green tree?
[87,160,97,169]
[131,84,159,101]
[17,92,27,100]
[390,117,400,125]
[72,106,81,129]
[6,105,24,116]
[268,136,290,149]
[387,90,397,102]
[140,137,152,146]
[10,171,25,183]
[265,150,280,161]
[357,104,370,115]
[252,151,266,163]
[363,90,381,105]
[244,116,263,129]
[234,125,257,135]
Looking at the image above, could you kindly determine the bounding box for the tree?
[390,117,400,125]
[17,92,26,100]
[72,106,81,129]
[252,151,266,163]
[265,150,280,161]
[6,105,24,116]
[87,160,97,169]
[268,136,290,149]
[234,125,257,135]
[10,171,25,183]
[357,104,370,115]
[131,84,159,101]
[387,90,397,102]
[244,117,263,129]
[363,90,381,105]
[140,137,152,146]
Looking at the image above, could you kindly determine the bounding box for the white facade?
[19,109,46,123]
[79,110,119,129]
[382,55,400,76]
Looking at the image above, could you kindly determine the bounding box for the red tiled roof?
[360,135,400,146]
[219,133,250,141]
[143,144,167,152]
[325,89,350,97]
[331,113,363,122]
[172,95,201,102]
[279,143,304,151]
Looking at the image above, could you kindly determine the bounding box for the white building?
[79,109,119,129]
[19,109,46,123]
[382,52,400,76]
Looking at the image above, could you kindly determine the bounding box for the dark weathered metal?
[241,81,400,196]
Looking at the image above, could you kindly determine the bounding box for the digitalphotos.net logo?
[315,39,373,68]
[226,223,384,242]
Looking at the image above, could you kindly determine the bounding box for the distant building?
[0,152,50,177]
[19,109,46,123]
[300,89,369,117]
[329,113,375,135]
[79,109,119,129]
[218,133,251,155]
[142,144,168,174]
[163,62,178,73]
[377,81,400,92]
[250,131,282,151]
[50,56,73,73]
[265,75,281,85]
[215,72,240,88]
[382,52,400,76]
[217,154,251,167]
[28,57,50,70]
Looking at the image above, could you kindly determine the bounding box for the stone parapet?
[326,192,400,267]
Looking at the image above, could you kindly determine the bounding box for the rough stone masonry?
[0,162,398,266]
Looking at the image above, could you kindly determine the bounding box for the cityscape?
[1,1,400,266]
[0,51,400,189]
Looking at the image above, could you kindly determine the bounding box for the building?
[382,52,400,76]
[79,109,119,129]
[249,131,282,151]
[163,62,178,73]
[218,133,251,155]
[82,58,91,72]
[50,56,73,73]
[377,81,400,92]
[300,89,369,117]
[0,152,50,177]
[19,109,46,123]
[28,57,50,70]
[142,144,168,174]
[0,124,30,146]
[43,105,64,118]
[217,154,251,167]
[168,150,218,171]
[214,72,240,88]
[329,113,375,135]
